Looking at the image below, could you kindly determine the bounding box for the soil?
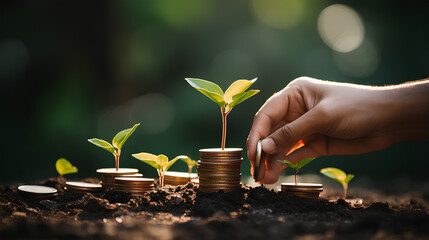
[0,177,428,240]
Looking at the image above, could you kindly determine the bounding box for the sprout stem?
[115,150,121,171]
[158,170,165,188]
[294,170,298,186]
[188,165,192,178]
[343,183,348,199]
[221,108,231,150]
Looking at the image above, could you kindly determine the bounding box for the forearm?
[381,79,429,142]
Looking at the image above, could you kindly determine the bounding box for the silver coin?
[254,139,265,182]
[18,185,57,194]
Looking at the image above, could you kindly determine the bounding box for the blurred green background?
[1,0,428,185]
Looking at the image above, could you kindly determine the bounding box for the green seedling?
[185,78,259,150]
[180,156,197,177]
[88,123,140,171]
[278,158,316,185]
[132,153,188,187]
[56,158,78,176]
[320,167,354,199]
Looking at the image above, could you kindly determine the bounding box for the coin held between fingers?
[254,139,266,182]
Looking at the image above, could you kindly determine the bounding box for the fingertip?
[262,138,276,154]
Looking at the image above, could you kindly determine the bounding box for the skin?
[247,77,429,184]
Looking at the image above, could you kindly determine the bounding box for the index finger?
[247,90,290,165]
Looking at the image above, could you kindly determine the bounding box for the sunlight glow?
[318,4,364,53]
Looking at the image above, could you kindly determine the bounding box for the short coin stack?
[165,171,198,186]
[197,148,243,192]
[96,168,139,189]
[113,177,155,195]
[18,185,58,199]
[65,181,103,194]
[281,183,323,200]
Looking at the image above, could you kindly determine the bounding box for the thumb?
[261,110,320,154]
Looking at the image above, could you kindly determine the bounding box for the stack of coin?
[65,181,103,194]
[96,168,139,189]
[197,148,243,192]
[281,183,323,200]
[113,177,155,195]
[164,171,198,186]
[18,185,58,199]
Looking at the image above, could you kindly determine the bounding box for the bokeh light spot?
[252,0,305,29]
[318,4,364,53]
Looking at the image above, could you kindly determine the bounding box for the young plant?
[88,123,140,171]
[185,78,259,150]
[56,158,78,176]
[132,153,187,187]
[180,156,197,177]
[320,167,354,199]
[278,158,316,185]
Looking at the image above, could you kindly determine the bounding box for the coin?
[198,161,242,167]
[165,171,198,178]
[97,168,140,189]
[197,148,243,192]
[96,168,139,175]
[254,139,266,182]
[18,185,57,199]
[281,183,323,188]
[280,183,323,200]
[65,181,102,194]
[164,171,197,186]
[200,174,241,181]
[120,173,143,177]
[113,177,155,193]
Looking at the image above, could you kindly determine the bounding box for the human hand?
[247,77,429,184]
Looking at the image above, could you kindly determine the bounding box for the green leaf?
[345,174,355,183]
[179,155,197,167]
[55,158,78,176]
[224,78,257,104]
[277,160,297,169]
[137,159,160,169]
[112,123,140,150]
[227,90,260,110]
[320,167,347,184]
[296,157,316,169]
[165,155,182,171]
[156,154,168,168]
[185,78,225,107]
[132,153,160,169]
[88,138,116,155]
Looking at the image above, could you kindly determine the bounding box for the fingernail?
[262,138,276,153]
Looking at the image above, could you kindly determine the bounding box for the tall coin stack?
[197,148,242,192]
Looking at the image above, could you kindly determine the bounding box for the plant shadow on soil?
[0,177,428,239]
